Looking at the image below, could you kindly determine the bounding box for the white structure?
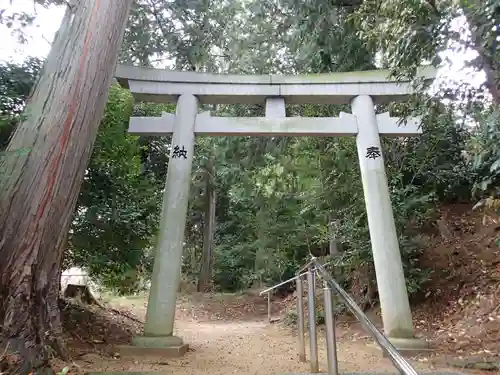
[116,65,435,354]
[60,267,100,298]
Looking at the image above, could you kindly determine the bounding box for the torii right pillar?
[351,95,428,354]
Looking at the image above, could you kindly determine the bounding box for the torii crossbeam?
[115,64,435,357]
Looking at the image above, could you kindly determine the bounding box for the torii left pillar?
[128,94,198,356]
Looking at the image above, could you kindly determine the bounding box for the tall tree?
[197,154,216,292]
[0,1,132,374]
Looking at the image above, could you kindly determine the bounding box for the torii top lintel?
[115,64,436,106]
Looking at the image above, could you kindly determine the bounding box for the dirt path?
[74,294,468,374]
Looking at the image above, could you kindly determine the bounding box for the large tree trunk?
[0,1,132,374]
[198,159,216,292]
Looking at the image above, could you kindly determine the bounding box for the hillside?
[412,204,500,366]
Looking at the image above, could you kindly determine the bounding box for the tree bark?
[0,1,132,374]
[198,159,216,292]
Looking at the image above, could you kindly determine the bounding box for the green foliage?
[470,108,500,197]
[67,85,164,295]
[353,0,499,102]
[353,0,448,75]
[0,58,42,156]
[121,0,244,71]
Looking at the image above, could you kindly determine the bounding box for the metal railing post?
[311,258,419,375]
[307,267,319,373]
[296,276,306,362]
[267,291,272,323]
[323,281,339,375]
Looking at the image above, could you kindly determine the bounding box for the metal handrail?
[311,257,419,375]
[259,271,309,296]
[260,270,312,324]
[259,260,331,296]
[296,259,315,274]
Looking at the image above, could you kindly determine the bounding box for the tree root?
[109,308,144,324]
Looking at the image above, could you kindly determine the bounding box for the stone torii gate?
[115,65,435,356]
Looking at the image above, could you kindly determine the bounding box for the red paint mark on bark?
[32,0,102,244]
